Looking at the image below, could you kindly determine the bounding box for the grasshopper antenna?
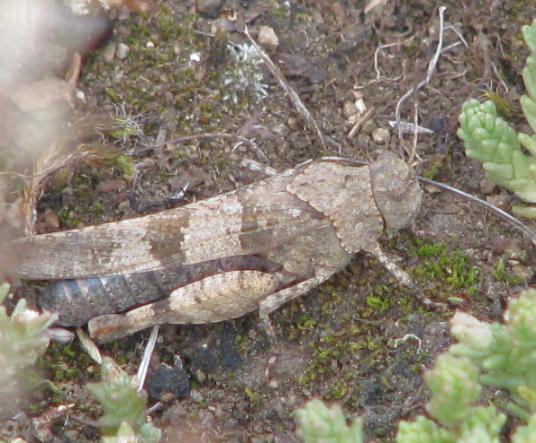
[418,176,536,249]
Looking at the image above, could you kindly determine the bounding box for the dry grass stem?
[243,26,328,152]
[136,325,159,392]
[240,158,278,176]
[157,131,266,161]
[391,6,467,149]
[347,106,375,138]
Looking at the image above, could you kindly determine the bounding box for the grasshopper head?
[369,153,422,233]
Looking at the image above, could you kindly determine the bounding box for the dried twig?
[21,136,120,235]
[240,158,278,176]
[348,106,375,139]
[374,38,414,83]
[155,131,268,162]
[243,26,327,152]
[391,6,467,140]
[156,132,255,150]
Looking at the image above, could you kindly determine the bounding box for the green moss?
[482,91,515,118]
[155,4,180,39]
[103,339,138,367]
[297,315,317,331]
[58,206,81,228]
[37,342,94,383]
[104,87,120,102]
[411,241,445,259]
[268,5,290,20]
[299,324,370,387]
[327,381,349,400]
[113,154,135,177]
[291,234,479,409]
[408,239,481,297]
[244,386,262,408]
[110,120,143,141]
[492,259,523,285]
[366,285,393,314]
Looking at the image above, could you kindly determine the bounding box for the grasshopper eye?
[369,154,423,231]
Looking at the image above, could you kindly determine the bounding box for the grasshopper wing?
[14,169,329,280]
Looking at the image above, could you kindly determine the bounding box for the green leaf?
[396,416,454,443]
[294,399,363,443]
[522,20,536,54]
[87,357,152,437]
[512,413,536,443]
[425,354,481,426]
[458,406,505,442]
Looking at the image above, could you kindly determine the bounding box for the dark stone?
[191,345,218,373]
[146,363,191,401]
[195,0,226,19]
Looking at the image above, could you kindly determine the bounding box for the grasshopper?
[14,153,425,342]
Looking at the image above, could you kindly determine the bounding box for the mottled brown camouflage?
[14,153,423,342]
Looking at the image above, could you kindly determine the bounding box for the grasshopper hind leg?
[89,270,279,343]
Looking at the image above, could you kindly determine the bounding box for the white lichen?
[222,43,269,104]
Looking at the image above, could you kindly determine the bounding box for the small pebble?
[268,379,279,389]
[271,123,289,137]
[287,117,299,130]
[258,25,279,51]
[493,237,509,255]
[356,133,372,149]
[372,127,390,144]
[116,43,130,60]
[331,1,347,19]
[43,209,60,229]
[194,369,207,384]
[64,430,80,442]
[117,7,131,20]
[74,88,86,103]
[362,119,376,135]
[486,193,510,210]
[479,178,496,195]
[504,239,528,261]
[510,262,534,281]
[190,389,204,402]
[342,100,357,118]
[102,43,116,63]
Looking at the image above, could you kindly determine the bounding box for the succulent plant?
[450,289,536,419]
[0,282,57,383]
[457,19,536,218]
[86,357,161,443]
[294,399,363,443]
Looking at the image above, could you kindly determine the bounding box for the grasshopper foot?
[367,243,446,310]
[258,306,280,348]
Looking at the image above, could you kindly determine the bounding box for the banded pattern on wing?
[14,168,331,280]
